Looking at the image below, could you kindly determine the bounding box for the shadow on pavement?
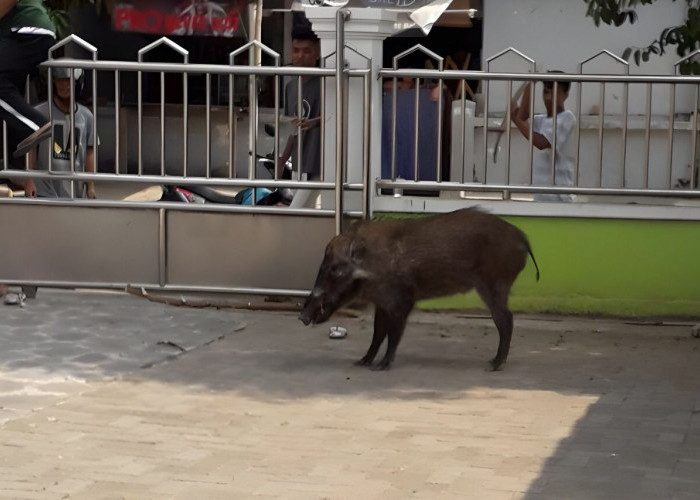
[1,289,699,498]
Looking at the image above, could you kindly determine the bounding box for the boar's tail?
[524,238,540,282]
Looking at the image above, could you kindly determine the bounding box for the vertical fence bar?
[343,69,350,184]
[505,79,513,189]
[574,79,582,186]
[295,75,303,182]
[182,66,188,177]
[206,72,211,178]
[621,81,629,187]
[24,75,31,172]
[137,68,143,176]
[528,81,535,185]
[413,79,419,182]
[459,80,466,183]
[691,85,699,190]
[644,83,652,188]
[667,83,676,189]
[69,69,76,198]
[363,71,371,218]
[550,80,559,185]
[335,9,349,235]
[597,82,605,187]
[1,121,6,170]
[435,71,444,182]
[114,70,120,174]
[248,65,257,181]
[483,79,489,184]
[319,75,325,182]
[91,66,98,179]
[228,73,235,179]
[160,71,165,177]
[391,77,397,181]
[274,70,280,181]
[1,119,8,171]
[158,208,166,287]
[48,67,53,175]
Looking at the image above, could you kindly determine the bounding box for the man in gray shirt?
[276,24,321,208]
[31,67,96,198]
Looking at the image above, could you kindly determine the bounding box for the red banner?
[114,1,244,37]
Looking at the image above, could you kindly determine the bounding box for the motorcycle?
[160,124,293,206]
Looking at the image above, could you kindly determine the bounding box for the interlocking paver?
[0,289,699,498]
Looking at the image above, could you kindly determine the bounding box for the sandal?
[4,292,26,306]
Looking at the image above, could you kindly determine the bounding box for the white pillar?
[304,7,402,212]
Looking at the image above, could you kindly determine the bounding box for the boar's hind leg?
[476,283,514,371]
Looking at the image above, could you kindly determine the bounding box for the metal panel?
[165,212,334,290]
[0,205,160,284]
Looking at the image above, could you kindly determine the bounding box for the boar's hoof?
[489,358,506,372]
[354,357,373,367]
[371,361,392,371]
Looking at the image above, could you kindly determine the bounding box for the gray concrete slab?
[0,288,245,424]
[1,289,699,499]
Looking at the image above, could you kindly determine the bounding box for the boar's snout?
[298,289,327,326]
[299,288,335,326]
[298,308,313,326]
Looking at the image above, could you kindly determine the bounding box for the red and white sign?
[114,1,244,37]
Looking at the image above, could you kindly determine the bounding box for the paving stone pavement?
[1,289,699,499]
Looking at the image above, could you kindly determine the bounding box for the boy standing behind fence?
[510,72,576,201]
[31,67,96,198]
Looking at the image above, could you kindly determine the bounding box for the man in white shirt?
[510,72,577,202]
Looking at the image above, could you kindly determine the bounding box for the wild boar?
[299,208,540,371]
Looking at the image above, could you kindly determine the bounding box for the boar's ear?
[343,220,362,236]
[348,238,366,264]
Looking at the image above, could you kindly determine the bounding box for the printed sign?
[113,1,244,37]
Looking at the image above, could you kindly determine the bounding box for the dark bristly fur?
[299,208,540,371]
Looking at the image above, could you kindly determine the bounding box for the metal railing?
[1,19,370,225]
[377,46,700,203]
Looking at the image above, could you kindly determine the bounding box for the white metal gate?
[0,11,370,297]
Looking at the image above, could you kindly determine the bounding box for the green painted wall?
[376,213,700,318]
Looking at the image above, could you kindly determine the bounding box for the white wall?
[483,0,686,74]
[482,0,693,115]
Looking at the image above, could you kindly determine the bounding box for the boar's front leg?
[356,304,412,370]
[355,306,390,367]
[374,304,412,371]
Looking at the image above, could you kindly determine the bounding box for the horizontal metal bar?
[375,180,700,198]
[380,69,700,85]
[0,197,364,217]
[0,171,362,191]
[42,59,351,77]
[0,197,329,214]
[159,284,310,297]
[0,281,312,297]
[44,58,700,84]
[0,280,148,289]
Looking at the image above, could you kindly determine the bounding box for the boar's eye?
[330,265,347,279]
